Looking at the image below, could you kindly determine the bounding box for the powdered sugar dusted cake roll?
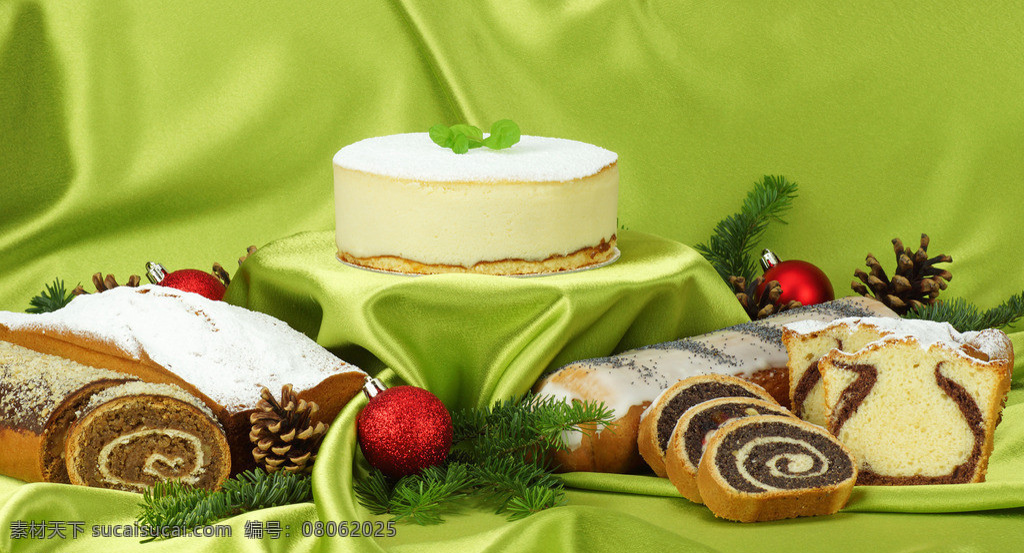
[533,297,896,473]
[696,415,857,522]
[0,286,367,473]
[664,397,794,503]
[333,133,618,275]
[0,341,136,483]
[638,375,777,478]
[65,382,231,492]
[787,317,1013,485]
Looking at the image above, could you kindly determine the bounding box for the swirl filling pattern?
[98,429,205,492]
[715,420,853,493]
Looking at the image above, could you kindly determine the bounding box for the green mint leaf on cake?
[449,124,483,142]
[482,119,521,150]
[452,133,471,154]
[429,120,521,154]
[429,124,454,148]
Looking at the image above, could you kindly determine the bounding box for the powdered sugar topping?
[82,381,219,423]
[0,286,363,412]
[333,133,617,182]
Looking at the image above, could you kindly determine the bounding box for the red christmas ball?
[756,250,835,306]
[160,269,227,301]
[356,382,452,478]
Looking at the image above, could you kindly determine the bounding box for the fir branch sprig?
[450,392,615,462]
[905,291,1024,332]
[695,176,799,282]
[354,393,613,524]
[136,469,312,541]
[470,455,567,520]
[26,278,75,313]
[354,458,566,525]
[355,463,476,525]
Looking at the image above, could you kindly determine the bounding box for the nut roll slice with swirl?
[696,415,857,522]
[664,397,795,503]
[638,375,776,477]
[0,340,135,483]
[65,381,231,492]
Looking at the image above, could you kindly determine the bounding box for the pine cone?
[851,233,952,315]
[238,245,258,266]
[212,263,231,287]
[729,275,802,320]
[250,384,329,474]
[72,273,142,296]
[211,246,258,287]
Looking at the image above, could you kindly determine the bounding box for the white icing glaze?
[536,297,897,420]
[537,379,591,451]
[333,133,617,183]
[640,386,674,423]
[0,286,363,412]
[98,428,205,492]
[783,316,1011,362]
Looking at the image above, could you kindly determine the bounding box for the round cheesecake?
[332,133,619,275]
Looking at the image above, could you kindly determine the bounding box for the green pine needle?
[504,486,567,521]
[695,175,799,282]
[450,392,614,463]
[355,463,475,525]
[26,278,76,313]
[356,393,612,525]
[136,469,312,541]
[905,291,1024,332]
[390,464,475,525]
[471,455,565,514]
[353,469,395,516]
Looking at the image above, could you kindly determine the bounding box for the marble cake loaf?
[533,297,896,473]
[0,341,230,491]
[785,317,1013,485]
[0,285,367,474]
[697,415,858,522]
[782,319,890,426]
[637,374,777,478]
[663,396,794,504]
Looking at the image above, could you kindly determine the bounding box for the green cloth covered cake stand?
[224,229,748,408]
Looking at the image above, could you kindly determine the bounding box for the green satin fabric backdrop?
[2,1,1023,312]
[3,1,1024,552]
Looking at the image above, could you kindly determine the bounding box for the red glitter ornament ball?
[756,249,835,306]
[356,381,452,479]
[160,269,227,301]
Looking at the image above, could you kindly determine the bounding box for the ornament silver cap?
[145,262,168,284]
[362,376,388,400]
[760,249,781,272]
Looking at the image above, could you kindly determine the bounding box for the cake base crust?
[338,236,616,276]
